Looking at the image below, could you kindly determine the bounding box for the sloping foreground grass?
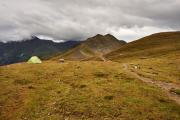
[0,61,179,120]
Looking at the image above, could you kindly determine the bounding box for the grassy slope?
[0,61,180,120]
[106,32,180,60]
[106,32,180,84]
[125,52,180,84]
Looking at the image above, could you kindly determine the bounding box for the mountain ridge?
[52,34,126,60]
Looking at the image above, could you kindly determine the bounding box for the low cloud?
[0,0,179,42]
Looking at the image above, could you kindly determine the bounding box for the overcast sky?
[0,0,180,42]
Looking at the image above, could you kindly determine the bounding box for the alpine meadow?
[0,0,180,120]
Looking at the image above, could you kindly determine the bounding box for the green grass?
[0,61,179,120]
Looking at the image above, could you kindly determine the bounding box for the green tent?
[27,56,42,64]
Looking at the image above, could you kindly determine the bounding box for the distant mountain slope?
[53,34,126,60]
[0,36,80,65]
[106,32,180,61]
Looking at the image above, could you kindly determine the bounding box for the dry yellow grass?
[0,61,180,120]
[112,51,180,84]
[106,32,180,61]
[105,32,180,84]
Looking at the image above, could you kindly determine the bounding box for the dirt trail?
[123,64,180,105]
[99,55,107,62]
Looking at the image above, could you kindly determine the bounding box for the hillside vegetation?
[105,32,180,84]
[0,61,179,120]
[106,32,180,60]
[0,32,180,120]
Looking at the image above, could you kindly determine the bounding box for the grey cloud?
[0,0,179,42]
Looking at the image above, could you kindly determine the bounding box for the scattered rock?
[48,112,51,116]
[170,88,180,95]
[59,59,65,63]
[134,65,140,69]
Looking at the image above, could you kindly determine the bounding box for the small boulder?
[59,59,65,63]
